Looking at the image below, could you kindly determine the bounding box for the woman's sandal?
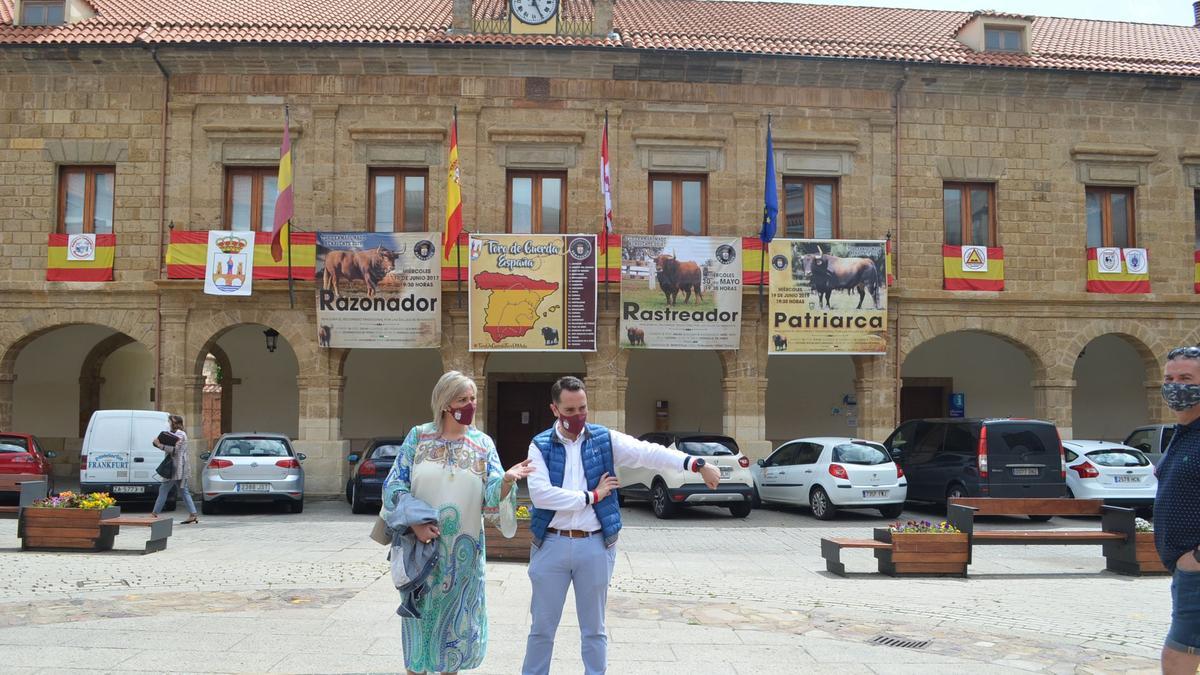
[181,516,199,525]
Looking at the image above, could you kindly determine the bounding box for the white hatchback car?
[617,432,755,519]
[750,437,907,520]
[1062,440,1157,510]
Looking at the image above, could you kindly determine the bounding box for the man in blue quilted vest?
[521,375,721,675]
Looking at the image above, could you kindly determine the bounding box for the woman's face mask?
[449,402,476,426]
[1162,382,1200,412]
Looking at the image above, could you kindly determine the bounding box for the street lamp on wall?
[263,328,280,353]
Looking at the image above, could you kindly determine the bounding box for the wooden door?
[494,381,558,469]
[900,385,947,422]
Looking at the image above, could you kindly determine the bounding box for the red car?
[0,433,55,496]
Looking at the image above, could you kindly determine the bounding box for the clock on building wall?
[510,0,560,33]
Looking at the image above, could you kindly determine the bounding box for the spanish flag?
[1194,250,1199,293]
[440,231,469,282]
[443,111,463,260]
[166,231,315,280]
[741,236,766,286]
[1086,248,1149,294]
[885,237,894,286]
[46,233,115,282]
[943,245,1004,291]
[598,233,621,283]
[270,108,294,263]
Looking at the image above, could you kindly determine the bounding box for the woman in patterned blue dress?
[382,370,534,675]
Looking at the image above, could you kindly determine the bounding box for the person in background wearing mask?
[521,376,721,675]
[1155,347,1200,675]
[381,370,535,675]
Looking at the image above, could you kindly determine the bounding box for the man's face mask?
[559,412,587,434]
[1162,382,1200,412]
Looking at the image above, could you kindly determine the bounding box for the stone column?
[309,105,340,231]
[1145,380,1170,424]
[0,373,15,434]
[854,354,896,443]
[456,104,482,233]
[181,375,207,456]
[296,374,350,497]
[1033,379,1076,439]
[158,308,190,422]
[733,112,759,235]
[585,312,623,429]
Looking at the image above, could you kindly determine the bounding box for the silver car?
[200,433,305,514]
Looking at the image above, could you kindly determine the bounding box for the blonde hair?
[431,370,477,434]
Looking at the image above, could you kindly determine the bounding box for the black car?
[881,418,1067,519]
[345,438,405,514]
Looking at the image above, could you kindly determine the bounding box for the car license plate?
[1012,467,1039,476]
[1113,475,1141,483]
[719,466,731,478]
[237,483,270,493]
[863,489,888,498]
[111,485,144,494]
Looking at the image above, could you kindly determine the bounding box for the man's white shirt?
[526,424,697,532]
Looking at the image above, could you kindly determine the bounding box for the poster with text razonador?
[315,232,441,349]
[468,234,597,352]
[619,235,743,350]
[768,239,888,355]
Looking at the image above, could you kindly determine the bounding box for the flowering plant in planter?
[1135,517,1154,533]
[30,491,116,510]
[889,519,960,534]
[515,505,531,521]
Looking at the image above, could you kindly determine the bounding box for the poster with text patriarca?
[619,235,743,350]
[767,239,888,355]
[468,234,597,352]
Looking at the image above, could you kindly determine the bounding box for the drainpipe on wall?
[892,67,908,426]
[149,45,170,413]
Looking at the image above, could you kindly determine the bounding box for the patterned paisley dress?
[381,422,517,673]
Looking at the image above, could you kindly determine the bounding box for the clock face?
[510,0,559,25]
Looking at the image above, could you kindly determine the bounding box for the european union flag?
[760,120,778,244]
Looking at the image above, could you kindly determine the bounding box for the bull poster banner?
[767,239,888,355]
[619,235,743,350]
[468,234,596,352]
[315,232,441,349]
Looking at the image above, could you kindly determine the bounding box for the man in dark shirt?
[1155,346,1200,674]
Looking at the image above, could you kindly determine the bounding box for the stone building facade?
[2,1,1199,495]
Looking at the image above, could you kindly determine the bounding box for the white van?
[80,410,172,505]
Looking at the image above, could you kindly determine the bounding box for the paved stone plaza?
[0,500,1168,674]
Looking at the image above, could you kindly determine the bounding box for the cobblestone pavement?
[0,499,1168,673]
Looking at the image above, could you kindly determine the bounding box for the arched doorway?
[766,355,857,445]
[901,331,1037,422]
[8,324,154,474]
[1072,334,1150,441]
[487,352,586,468]
[195,324,299,439]
[623,350,722,438]
[341,348,443,452]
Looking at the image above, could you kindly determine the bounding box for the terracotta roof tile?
[0,0,1196,77]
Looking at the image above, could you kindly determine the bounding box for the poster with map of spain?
[468,234,597,351]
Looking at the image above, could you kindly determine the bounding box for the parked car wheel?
[350,483,371,514]
[345,480,353,504]
[945,483,967,503]
[810,486,836,520]
[651,481,677,519]
[728,502,752,518]
[617,493,626,507]
[200,500,217,515]
[751,486,762,509]
[878,504,904,519]
[290,497,304,514]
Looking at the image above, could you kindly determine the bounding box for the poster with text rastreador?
[468,234,596,352]
[315,232,441,349]
[768,239,888,355]
[619,235,743,350]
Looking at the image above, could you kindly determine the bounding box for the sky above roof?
[770,0,1196,26]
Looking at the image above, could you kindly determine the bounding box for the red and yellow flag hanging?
[943,245,1004,291]
[599,113,614,254]
[166,231,315,280]
[270,107,294,263]
[46,233,115,281]
[1193,250,1199,293]
[1086,247,1149,294]
[443,111,463,260]
[885,237,894,286]
[741,236,766,286]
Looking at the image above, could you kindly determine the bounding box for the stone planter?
[1105,531,1168,576]
[873,528,969,576]
[486,519,533,563]
[19,506,120,552]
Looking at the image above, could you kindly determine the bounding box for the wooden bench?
[100,515,173,554]
[820,537,892,576]
[3,480,49,522]
[947,497,1136,570]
